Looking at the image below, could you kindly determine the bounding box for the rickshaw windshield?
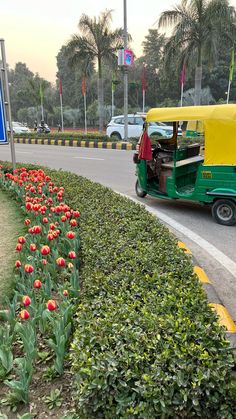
[146,104,236,165]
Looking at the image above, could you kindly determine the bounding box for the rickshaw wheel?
[212,199,236,226]
[135,180,147,198]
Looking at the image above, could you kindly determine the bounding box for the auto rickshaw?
[133,104,236,226]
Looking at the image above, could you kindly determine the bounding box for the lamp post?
[123,0,128,141]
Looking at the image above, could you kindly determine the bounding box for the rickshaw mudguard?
[136,160,148,191]
[205,188,236,199]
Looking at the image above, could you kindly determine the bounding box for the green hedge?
[47,170,235,418]
[1,162,235,417]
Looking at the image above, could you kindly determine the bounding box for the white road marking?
[73,156,104,161]
[118,192,236,279]
[16,151,32,154]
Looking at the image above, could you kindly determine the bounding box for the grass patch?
[0,188,25,305]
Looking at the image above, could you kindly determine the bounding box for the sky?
[1,0,236,84]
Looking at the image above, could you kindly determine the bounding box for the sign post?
[0,78,7,144]
[0,39,16,170]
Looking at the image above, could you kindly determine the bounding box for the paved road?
[1,143,236,320]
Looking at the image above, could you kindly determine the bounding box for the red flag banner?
[180,64,185,86]
[59,79,63,95]
[141,66,147,92]
[138,130,152,160]
[82,77,86,96]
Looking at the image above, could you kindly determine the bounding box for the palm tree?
[66,10,123,131]
[158,0,236,105]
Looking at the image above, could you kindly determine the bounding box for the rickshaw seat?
[161,155,204,169]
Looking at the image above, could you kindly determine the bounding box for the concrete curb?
[177,241,236,346]
[14,137,136,151]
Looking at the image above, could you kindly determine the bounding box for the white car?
[106,114,182,140]
[7,121,31,134]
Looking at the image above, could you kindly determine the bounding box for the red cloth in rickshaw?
[138,131,152,161]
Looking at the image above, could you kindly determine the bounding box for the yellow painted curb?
[107,142,113,149]
[209,303,236,333]
[73,140,77,147]
[116,143,122,150]
[65,140,70,147]
[177,241,192,254]
[58,140,62,146]
[89,141,94,148]
[193,266,211,284]
[98,142,103,148]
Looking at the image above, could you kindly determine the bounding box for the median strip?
[14,137,136,150]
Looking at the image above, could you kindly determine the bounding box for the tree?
[66,10,123,131]
[158,0,236,105]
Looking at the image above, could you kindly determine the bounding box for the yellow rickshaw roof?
[146,104,236,165]
[146,104,236,122]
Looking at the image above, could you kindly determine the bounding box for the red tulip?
[73,210,80,218]
[66,231,75,239]
[56,257,65,267]
[15,260,21,268]
[47,299,57,311]
[41,245,50,256]
[41,259,47,266]
[32,225,42,234]
[63,289,69,297]
[24,218,31,226]
[22,295,31,306]
[42,217,48,224]
[20,309,30,320]
[30,243,37,252]
[33,279,42,288]
[68,262,74,270]
[48,230,55,241]
[24,264,34,273]
[68,251,76,259]
[65,211,71,219]
[18,236,26,244]
[70,219,77,227]
[16,243,22,252]
[60,215,67,222]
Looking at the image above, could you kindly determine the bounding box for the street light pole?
[123,0,128,141]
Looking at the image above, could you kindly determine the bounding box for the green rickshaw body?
[134,104,236,225]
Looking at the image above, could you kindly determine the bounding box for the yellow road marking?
[193,266,211,283]
[177,241,192,254]
[209,303,236,333]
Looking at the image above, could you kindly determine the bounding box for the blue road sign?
[0,79,8,144]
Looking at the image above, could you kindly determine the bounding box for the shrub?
[47,170,235,418]
[1,162,235,417]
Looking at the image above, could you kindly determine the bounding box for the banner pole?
[84,94,87,135]
[60,94,64,131]
[226,79,231,104]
